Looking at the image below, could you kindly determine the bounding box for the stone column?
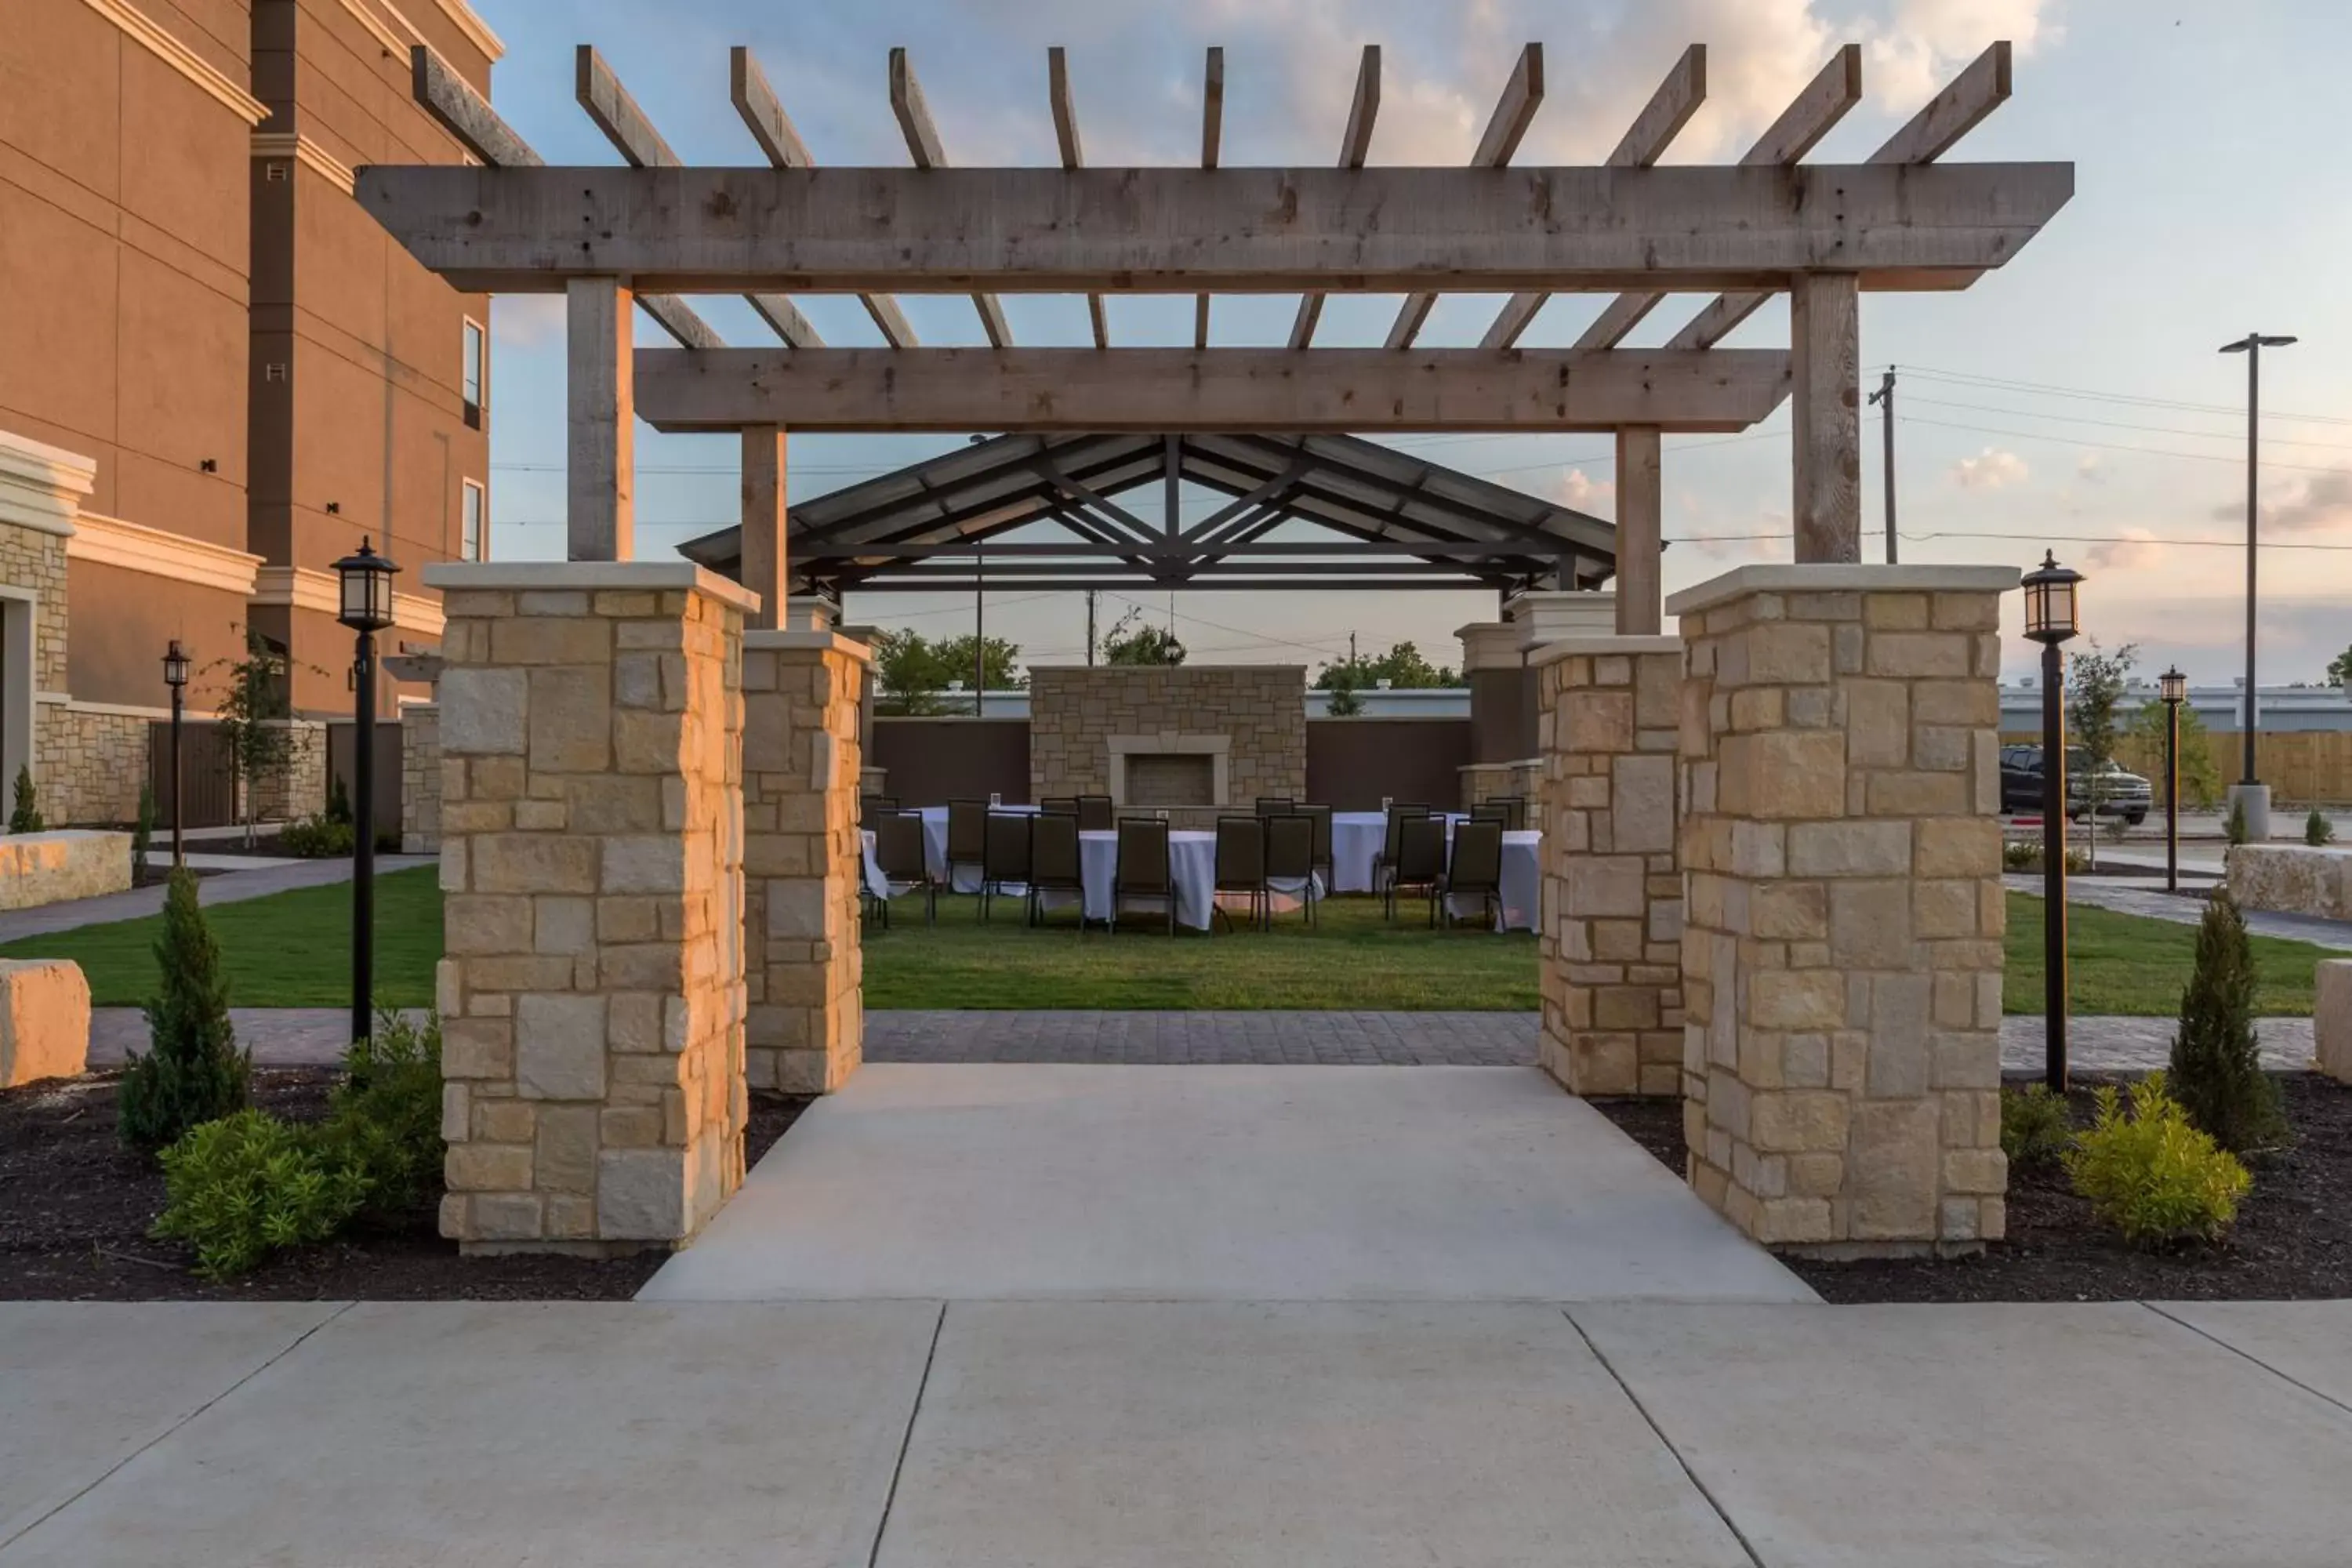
[1671,564,2017,1254]
[742,628,870,1094]
[424,561,756,1254]
[1534,636,1683,1097]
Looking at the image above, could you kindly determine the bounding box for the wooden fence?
[2004,728,2352,806]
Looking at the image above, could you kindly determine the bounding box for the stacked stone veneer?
[424,563,754,1254]
[401,702,441,852]
[1534,636,1683,1098]
[1029,665,1305,829]
[742,630,867,1094]
[1461,759,1541,813]
[1672,564,2018,1254]
[0,830,131,911]
[33,706,149,824]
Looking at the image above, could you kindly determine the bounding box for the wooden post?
[1790,272,1860,563]
[740,424,787,630]
[1613,426,1663,633]
[566,276,634,561]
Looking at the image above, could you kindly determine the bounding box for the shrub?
[2225,795,2249,846]
[2002,841,2091,874]
[326,772,353,826]
[278,813,354,859]
[2307,808,2335,847]
[317,1011,444,1225]
[8,764,41,833]
[2000,1083,2074,1170]
[118,869,250,1157]
[2167,887,2287,1154]
[132,779,155,877]
[151,1111,366,1278]
[2063,1074,2251,1247]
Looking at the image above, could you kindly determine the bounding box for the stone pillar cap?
[1527,634,1684,666]
[1664,563,2021,618]
[419,560,764,616]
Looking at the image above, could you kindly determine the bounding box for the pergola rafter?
[1385,42,1544,350]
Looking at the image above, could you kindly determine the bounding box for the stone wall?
[1672,564,2016,1254]
[401,702,441,852]
[247,719,326,824]
[0,519,69,694]
[1461,759,1540,813]
[426,562,753,1254]
[742,631,866,1094]
[0,829,131,911]
[33,705,148,825]
[2227,844,2352,920]
[1534,637,1683,1098]
[1029,665,1306,829]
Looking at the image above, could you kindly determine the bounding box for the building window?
[462,318,485,429]
[461,481,485,561]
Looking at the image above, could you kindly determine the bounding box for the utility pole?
[1867,365,1897,564]
[1085,589,1097,666]
[973,535,985,716]
[1348,630,1358,666]
[2220,331,2298,803]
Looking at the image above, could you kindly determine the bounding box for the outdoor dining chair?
[1076,794,1115,833]
[980,811,1033,924]
[1263,811,1318,927]
[1387,813,1446,926]
[1027,808,1089,929]
[1039,796,1079,817]
[873,811,935,927]
[1112,816,1176,935]
[1486,794,1528,832]
[1254,797,1296,816]
[1212,815,1268,932]
[1443,817,1505,931]
[1298,802,1334,891]
[1372,803,1433,895]
[946,799,989,894]
[859,792,899,825]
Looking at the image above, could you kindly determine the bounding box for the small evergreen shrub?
[326,772,353,826]
[2307,808,2335,847]
[2063,1074,2251,1247]
[2000,1083,2074,1170]
[2002,841,2091,873]
[2167,887,2287,1153]
[132,779,155,876]
[2225,796,2249,846]
[8,764,42,833]
[118,869,249,1157]
[151,1111,365,1278]
[317,1011,444,1225]
[278,813,355,858]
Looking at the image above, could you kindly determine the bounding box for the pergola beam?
[1388,42,1543,350]
[633,347,1791,433]
[731,46,917,347]
[1048,48,1109,350]
[356,162,2072,293]
[576,46,819,347]
[1195,46,1222,350]
[408,45,719,350]
[1290,45,1379,350]
[891,48,1011,347]
[1667,42,1998,350]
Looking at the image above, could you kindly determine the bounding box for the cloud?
[2077,452,2107,484]
[1554,466,1615,512]
[2085,528,2161,570]
[2215,470,2352,535]
[1865,0,2059,111]
[1951,447,2030,490]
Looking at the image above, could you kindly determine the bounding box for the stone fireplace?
[1029,666,1307,828]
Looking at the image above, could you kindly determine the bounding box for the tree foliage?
[8,764,42,833]
[118,868,250,1158]
[2128,695,2222,811]
[2166,887,2287,1155]
[2328,643,2352,688]
[211,630,294,845]
[1102,609,1187,666]
[870,630,1025,713]
[2066,641,2136,868]
[1315,641,1464,714]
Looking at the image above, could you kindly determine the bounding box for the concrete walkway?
[641,1064,1816,1305]
[8,1297,2352,1564]
[0,855,434,944]
[2008,871,2352,951]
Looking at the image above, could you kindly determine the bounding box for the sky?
[462,0,2352,688]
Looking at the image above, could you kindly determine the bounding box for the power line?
[1898,364,2352,427]
[1895,415,2350,476]
[1902,394,2352,453]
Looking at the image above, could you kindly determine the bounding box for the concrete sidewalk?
[0,855,435,944]
[6,1298,2352,1565]
[2008,871,2352,950]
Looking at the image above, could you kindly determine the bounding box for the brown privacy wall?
[872,718,1032,806]
[2001,728,2352,805]
[325,719,405,840]
[1468,667,1536,763]
[1306,718,1473,809]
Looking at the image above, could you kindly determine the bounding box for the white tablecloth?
[855,829,893,902]
[1328,812,1539,931]
[1330,811,1468,893]
[914,804,1037,892]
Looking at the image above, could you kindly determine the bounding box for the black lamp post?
[332,538,398,1047]
[162,641,190,870]
[2160,666,2187,895]
[2023,550,2083,1092]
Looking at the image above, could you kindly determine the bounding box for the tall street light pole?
[162,641,189,870]
[2023,551,2083,1094]
[333,538,397,1048]
[2219,331,2296,840]
[2160,666,2187,895]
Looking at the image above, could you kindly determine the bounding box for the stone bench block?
[2227,844,2352,921]
[2318,960,2352,1084]
[0,830,131,912]
[0,958,91,1087]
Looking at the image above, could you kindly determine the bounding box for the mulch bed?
[0,1067,812,1301]
[1592,1071,2352,1302]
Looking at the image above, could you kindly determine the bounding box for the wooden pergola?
[370,36,2068,632]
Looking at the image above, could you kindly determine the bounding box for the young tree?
[211,631,294,847]
[2167,887,2286,1154]
[2065,641,2136,869]
[1313,640,1467,717]
[118,867,250,1157]
[1102,608,1185,666]
[2129,695,2223,811]
[869,630,1024,713]
[2327,642,2352,688]
[935,633,1027,695]
[8,764,42,833]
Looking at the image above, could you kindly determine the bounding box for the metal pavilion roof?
[675,430,1619,604]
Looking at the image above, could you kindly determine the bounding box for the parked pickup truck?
[1998,744,2153,824]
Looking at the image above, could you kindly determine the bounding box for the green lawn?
[6,872,2336,1018]
[2005,893,2326,1017]
[0,866,443,1008]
